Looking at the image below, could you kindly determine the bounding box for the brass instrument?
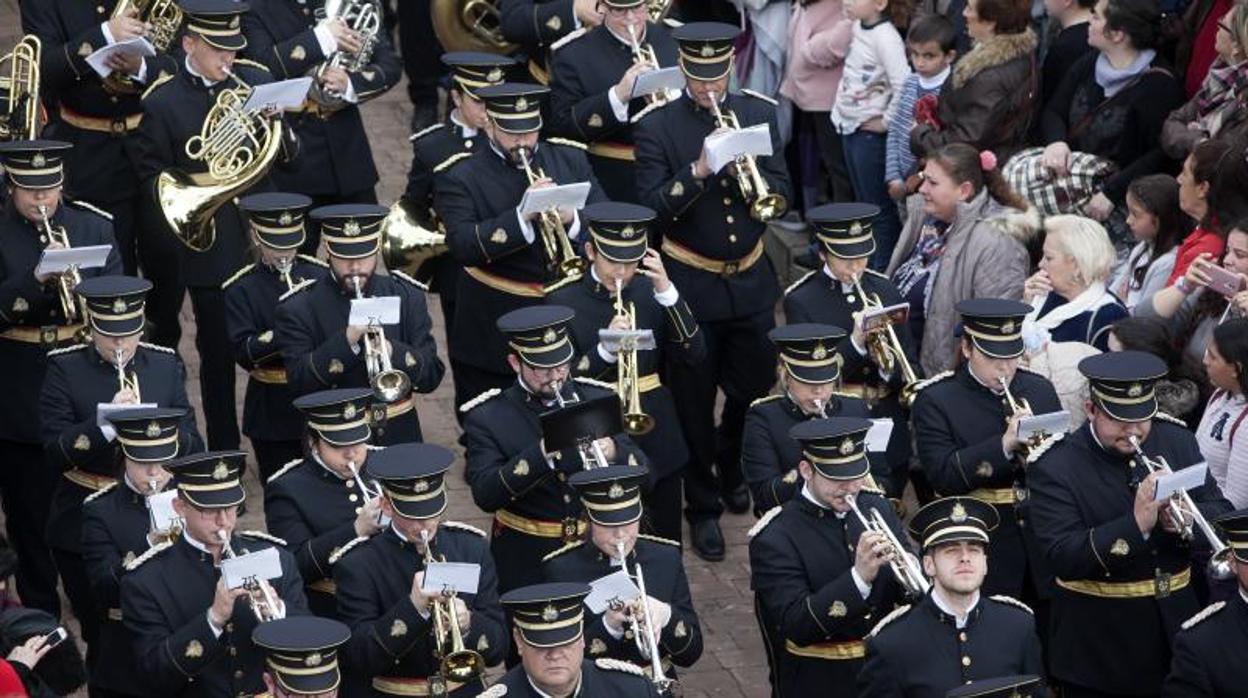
[309,0,383,108]
[102,0,183,95]
[845,493,931,599]
[381,199,448,280]
[706,91,786,222]
[218,530,284,622]
[430,0,518,54]
[624,560,676,693]
[420,530,486,682]
[548,380,611,469]
[852,275,919,407]
[38,204,85,325]
[1127,437,1234,580]
[351,276,412,404]
[999,376,1050,460]
[625,25,678,113]
[114,348,142,402]
[614,279,654,435]
[157,67,285,252]
[146,480,182,544]
[0,35,41,141]
[647,0,675,23]
[811,398,831,418]
[346,460,380,499]
[515,145,586,285]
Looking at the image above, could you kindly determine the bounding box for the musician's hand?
[1134,471,1163,535]
[320,66,351,96]
[112,388,139,405]
[1023,270,1052,300]
[604,602,630,634]
[693,148,712,179]
[614,61,650,104]
[6,634,52,671]
[850,312,868,355]
[574,0,604,27]
[104,52,142,76]
[524,177,555,221]
[209,579,249,627]
[345,324,368,347]
[108,7,148,42]
[556,205,575,225]
[1042,141,1071,177]
[853,530,890,584]
[325,17,364,55]
[409,571,435,614]
[608,314,631,332]
[453,597,471,633]
[34,239,65,284]
[644,595,672,629]
[640,249,671,294]
[353,497,382,537]
[595,437,618,463]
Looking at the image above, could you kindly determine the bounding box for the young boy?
[884,14,957,202]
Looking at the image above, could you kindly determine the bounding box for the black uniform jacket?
[435,141,605,374]
[1163,593,1248,698]
[224,255,333,442]
[0,201,121,443]
[633,91,791,322]
[546,272,703,482]
[498,0,577,82]
[493,659,663,697]
[242,0,401,197]
[119,532,310,697]
[1027,419,1233,694]
[542,534,702,670]
[859,592,1045,697]
[333,523,508,697]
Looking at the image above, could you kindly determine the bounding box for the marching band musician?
[633,22,792,562]
[1027,352,1233,698]
[434,81,605,411]
[546,0,677,203]
[402,51,516,339]
[332,442,508,697]
[0,139,120,617]
[546,201,703,541]
[252,616,352,698]
[81,407,188,698]
[491,582,663,696]
[225,192,332,482]
[742,323,873,518]
[119,450,310,698]
[1163,509,1248,697]
[858,497,1044,697]
[909,299,1061,599]
[242,0,402,230]
[133,0,275,453]
[783,203,919,500]
[40,275,202,654]
[541,465,703,677]
[748,417,910,698]
[498,0,602,85]
[461,305,649,600]
[275,204,444,445]
[264,388,383,619]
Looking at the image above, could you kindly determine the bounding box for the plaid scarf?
[1195,59,1248,124]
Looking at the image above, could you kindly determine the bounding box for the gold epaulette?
[574,376,614,391]
[750,394,782,409]
[233,58,270,73]
[434,151,472,173]
[391,269,430,292]
[83,481,118,504]
[297,253,328,268]
[139,341,175,355]
[550,27,588,52]
[1025,433,1064,466]
[47,343,88,357]
[541,540,583,563]
[328,536,370,565]
[459,388,501,414]
[266,458,303,485]
[68,199,113,220]
[1155,412,1187,427]
[630,100,668,123]
[1181,601,1226,630]
[221,263,256,290]
[868,604,912,637]
[141,71,174,100]
[279,278,315,302]
[989,595,1033,615]
[125,541,173,571]
[740,88,778,106]
[476,685,508,698]
[238,530,287,547]
[783,269,816,296]
[441,521,487,538]
[748,505,783,539]
[637,533,680,547]
[542,274,582,293]
[863,268,889,280]
[595,657,646,677]
[908,370,954,395]
[409,123,444,142]
[547,137,588,150]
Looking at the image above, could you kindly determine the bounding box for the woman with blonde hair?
[1022,214,1128,350]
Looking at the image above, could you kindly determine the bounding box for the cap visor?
[181,485,246,509]
[680,60,732,82]
[390,494,448,520]
[199,33,247,51]
[1096,398,1157,423]
[276,671,340,696]
[326,239,380,259]
[519,343,576,369]
[315,423,372,447]
[970,335,1024,359]
[784,362,841,385]
[492,116,543,134]
[121,442,180,464]
[819,238,876,260]
[518,625,584,649]
[812,456,870,481]
[254,230,306,250]
[585,503,643,527]
[90,316,146,337]
[924,530,990,551]
[594,239,647,264]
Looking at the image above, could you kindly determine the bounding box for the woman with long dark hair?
[1111,174,1188,310]
[1197,318,1248,507]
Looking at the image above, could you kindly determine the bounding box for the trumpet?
[218,530,285,622]
[114,348,142,402]
[1127,437,1234,580]
[706,91,786,222]
[420,530,486,683]
[146,479,182,544]
[351,276,412,404]
[811,398,831,419]
[346,460,380,499]
[999,376,1047,459]
[515,146,586,285]
[845,493,930,599]
[614,279,654,435]
[0,35,41,141]
[625,25,678,112]
[548,380,610,469]
[38,204,85,325]
[622,559,676,692]
[102,0,182,94]
[309,0,383,108]
[852,275,919,407]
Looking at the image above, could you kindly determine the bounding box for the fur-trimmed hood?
[957,187,1042,245]
[952,29,1037,89]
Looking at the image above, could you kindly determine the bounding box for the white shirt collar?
[124,472,147,496]
[1240,588,1248,606]
[182,529,215,556]
[930,586,980,629]
[606,22,644,48]
[821,264,854,294]
[310,450,349,481]
[183,57,220,88]
[967,364,1004,395]
[917,65,951,90]
[449,110,478,138]
[800,484,847,519]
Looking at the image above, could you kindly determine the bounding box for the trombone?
[845,493,930,598]
[515,145,586,285]
[614,279,654,435]
[625,25,678,113]
[114,348,142,402]
[218,530,285,622]
[1127,436,1234,580]
[706,91,786,223]
[852,275,919,407]
[38,204,85,326]
[420,530,485,683]
[0,35,41,141]
[350,276,412,404]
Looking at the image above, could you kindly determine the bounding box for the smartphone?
[42,627,67,649]
[1204,264,1245,298]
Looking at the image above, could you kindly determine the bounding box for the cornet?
[310,0,383,108]
[623,558,676,692]
[852,275,919,407]
[845,493,930,599]
[39,204,84,325]
[548,380,611,469]
[614,279,654,435]
[625,24,678,112]
[351,276,412,404]
[999,377,1045,459]
[515,146,586,285]
[706,91,786,222]
[218,530,284,622]
[1127,437,1234,580]
[420,530,485,682]
[114,348,142,402]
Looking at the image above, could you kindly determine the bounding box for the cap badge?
[212,460,231,481]
[620,224,636,239]
[515,96,529,112]
[112,297,128,314]
[486,67,503,83]
[542,327,558,344]
[811,343,827,361]
[146,421,162,438]
[700,44,715,58]
[849,221,862,237]
[838,437,855,456]
[1127,383,1143,397]
[950,502,968,523]
[304,652,322,667]
[608,482,625,499]
[31,152,46,168]
[414,479,430,493]
[343,219,361,237]
[343,403,357,420]
[541,604,559,622]
[1001,320,1016,334]
[279,211,293,226]
[230,16,240,28]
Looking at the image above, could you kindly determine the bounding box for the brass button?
[228,646,237,656]
[728,234,737,243]
[465,140,473,148]
[563,494,572,503]
[233,670,243,679]
[961,656,971,667]
[225,623,234,632]
[97,5,106,13]
[723,197,732,206]
[346,480,354,488]
[726,215,735,224]
[958,632,967,642]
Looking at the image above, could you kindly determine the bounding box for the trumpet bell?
[441,648,486,683]
[623,412,655,436]
[1208,548,1236,581]
[750,192,787,223]
[381,201,448,281]
[373,368,412,404]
